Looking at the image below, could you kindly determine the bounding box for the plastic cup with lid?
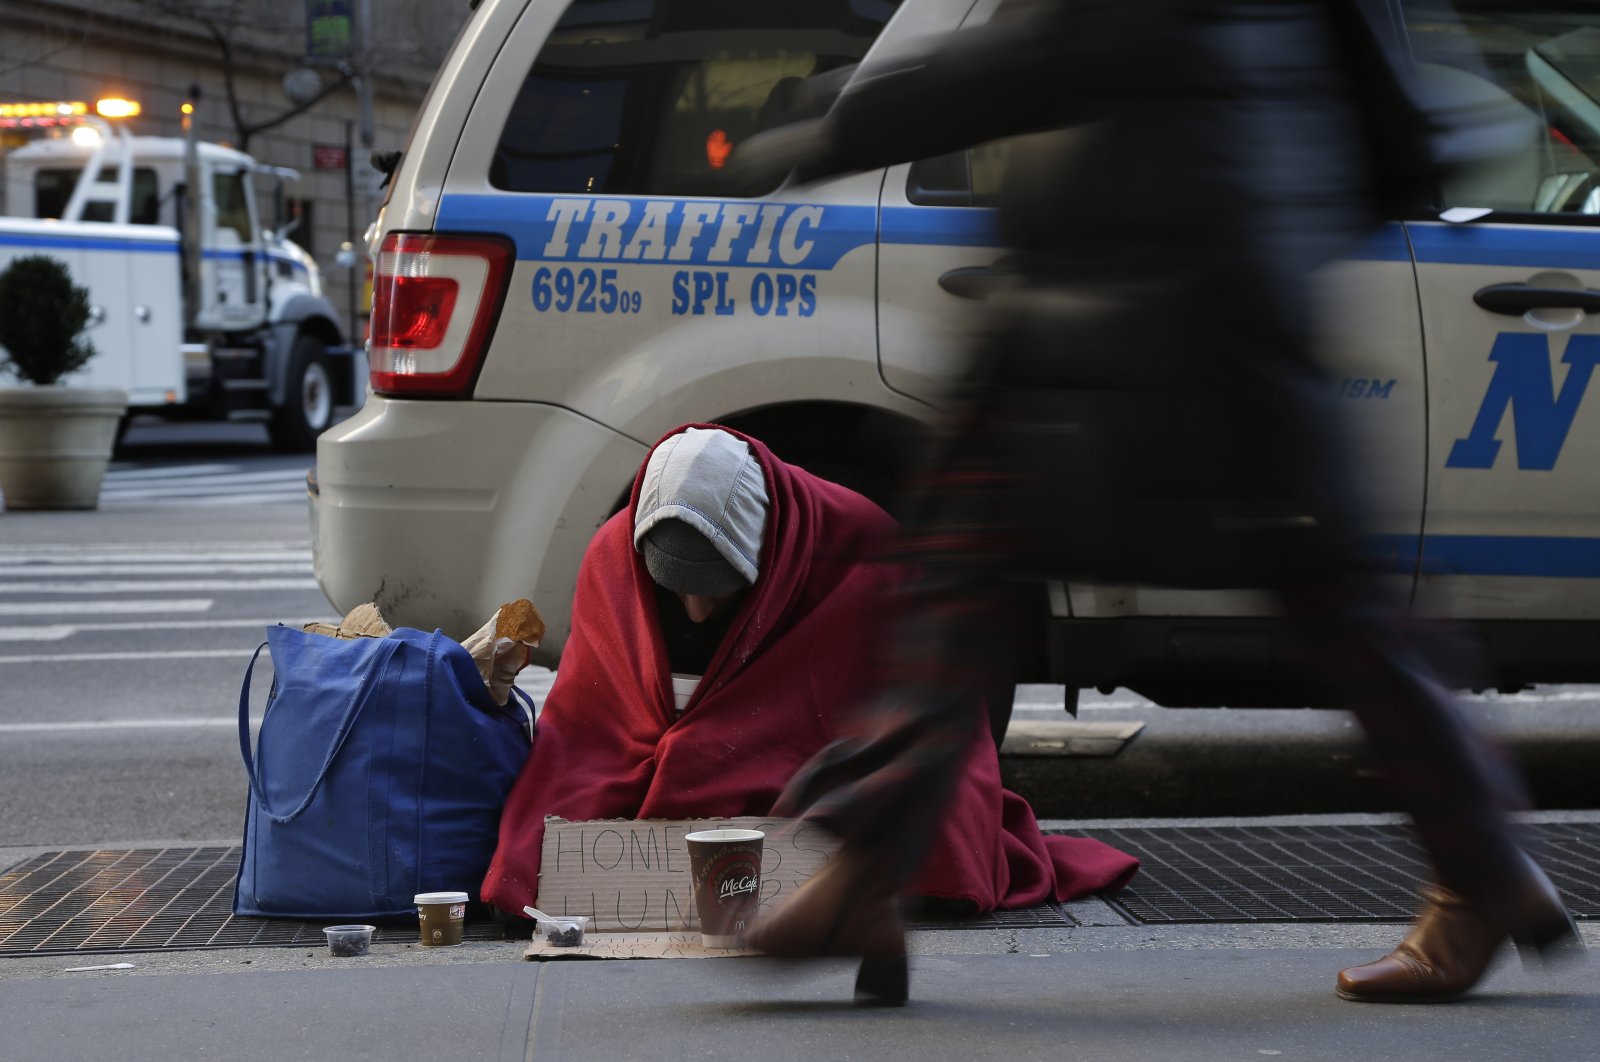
[414,891,468,947]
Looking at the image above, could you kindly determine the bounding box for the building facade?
[0,0,470,337]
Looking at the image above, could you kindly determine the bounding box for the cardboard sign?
[536,816,837,932]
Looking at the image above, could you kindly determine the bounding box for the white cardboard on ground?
[534,816,837,938]
[524,932,762,961]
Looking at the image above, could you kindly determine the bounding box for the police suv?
[311,0,1599,710]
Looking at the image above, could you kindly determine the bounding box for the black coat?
[763,0,1526,586]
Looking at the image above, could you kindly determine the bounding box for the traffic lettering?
[542,198,825,268]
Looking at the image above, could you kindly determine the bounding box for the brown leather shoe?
[1337,857,1581,1003]
[746,850,909,1005]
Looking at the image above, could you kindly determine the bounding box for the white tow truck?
[0,108,357,449]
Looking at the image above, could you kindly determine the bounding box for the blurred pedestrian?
[732,0,1583,1006]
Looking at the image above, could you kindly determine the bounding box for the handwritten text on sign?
[537,817,837,931]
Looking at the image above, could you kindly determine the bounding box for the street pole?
[180,85,203,325]
[353,0,374,339]
[356,0,375,152]
[344,118,357,333]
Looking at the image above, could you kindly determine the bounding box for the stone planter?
[0,386,129,510]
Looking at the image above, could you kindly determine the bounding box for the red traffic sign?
[313,144,348,170]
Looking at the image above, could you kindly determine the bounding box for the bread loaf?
[303,601,392,640]
[494,598,546,645]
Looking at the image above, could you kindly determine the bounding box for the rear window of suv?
[490,0,902,197]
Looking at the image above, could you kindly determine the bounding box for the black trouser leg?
[1283,583,1532,905]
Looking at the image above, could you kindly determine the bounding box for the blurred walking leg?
[748,391,1031,1003]
[1283,583,1584,1002]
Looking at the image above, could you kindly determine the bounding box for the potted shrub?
[0,254,127,510]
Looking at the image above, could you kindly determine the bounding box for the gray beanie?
[634,428,769,595]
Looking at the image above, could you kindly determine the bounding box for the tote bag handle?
[237,634,402,824]
[508,684,535,728]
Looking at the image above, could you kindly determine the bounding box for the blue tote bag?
[234,625,531,920]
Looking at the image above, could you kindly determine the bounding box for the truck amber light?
[369,233,513,397]
[95,97,142,119]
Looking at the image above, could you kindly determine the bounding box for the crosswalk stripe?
[85,462,310,508]
[104,476,312,499]
[104,466,306,484]
[102,491,308,508]
[0,617,332,641]
[0,599,215,616]
[0,548,309,563]
[0,556,310,568]
[0,541,308,553]
[0,648,256,664]
[0,563,311,577]
[0,578,319,594]
[0,718,240,733]
[103,463,244,481]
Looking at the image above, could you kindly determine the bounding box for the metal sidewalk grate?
[1063,822,1600,924]
[0,847,505,957]
[0,846,1078,955]
[6,824,1597,952]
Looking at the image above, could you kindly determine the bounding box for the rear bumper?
[310,396,645,659]
[1049,616,1325,707]
[1048,614,1597,705]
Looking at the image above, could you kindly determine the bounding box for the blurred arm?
[810,0,1140,176]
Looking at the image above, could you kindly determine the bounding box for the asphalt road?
[1,419,1597,847]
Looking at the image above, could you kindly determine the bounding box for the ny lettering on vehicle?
[1448,332,1600,470]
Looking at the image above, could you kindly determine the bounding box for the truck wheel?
[270,335,334,452]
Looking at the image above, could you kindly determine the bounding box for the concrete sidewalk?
[2,816,1595,1062]
[1,932,1595,1062]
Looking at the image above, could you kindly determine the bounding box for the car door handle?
[938,266,998,299]
[939,258,1024,299]
[1472,283,1600,315]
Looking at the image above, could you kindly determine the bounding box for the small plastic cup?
[534,915,591,947]
[414,891,468,947]
[324,924,374,957]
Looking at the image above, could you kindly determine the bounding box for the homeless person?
[479,425,1137,920]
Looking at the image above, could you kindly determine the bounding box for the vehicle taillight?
[368,232,513,397]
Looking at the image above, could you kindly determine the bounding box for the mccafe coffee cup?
[684,829,764,948]
[414,891,467,947]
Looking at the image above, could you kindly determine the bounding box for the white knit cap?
[633,428,770,588]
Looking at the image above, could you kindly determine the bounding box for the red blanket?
[481,427,1137,915]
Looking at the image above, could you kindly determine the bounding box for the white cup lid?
[683,828,765,842]
[414,891,469,905]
